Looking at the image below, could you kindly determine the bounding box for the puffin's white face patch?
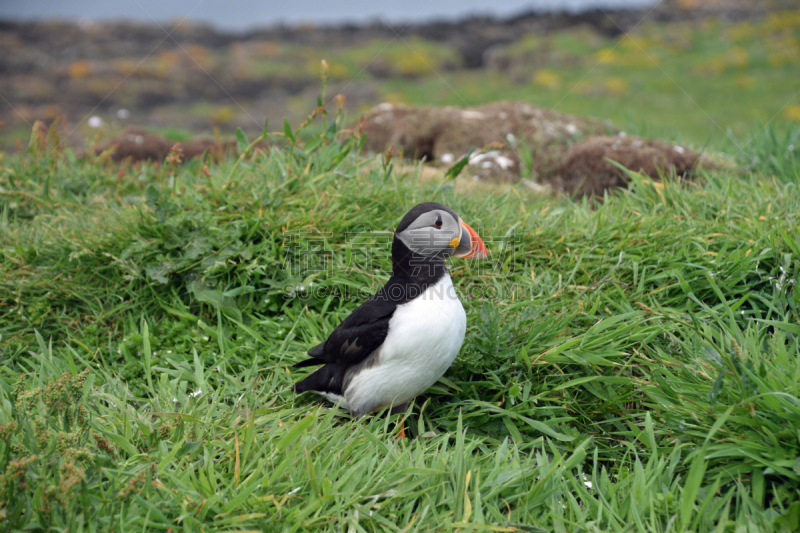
[396,210,461,257]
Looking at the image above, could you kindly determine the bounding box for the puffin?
[293,202,488,417]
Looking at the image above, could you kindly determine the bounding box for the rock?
[553,134,702,197]
[361,100,613,180]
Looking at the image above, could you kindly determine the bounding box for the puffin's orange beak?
[453,219,488,259]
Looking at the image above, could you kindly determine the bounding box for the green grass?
[1,109,799,531]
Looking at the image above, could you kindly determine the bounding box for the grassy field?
[381,14,800,148]
[1,108,800,531]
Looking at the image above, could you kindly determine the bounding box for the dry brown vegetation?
[553,135,702,196]
[93,126,233,163]
[361,101,704,196]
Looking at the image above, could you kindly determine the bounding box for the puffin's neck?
[391,236,448,285]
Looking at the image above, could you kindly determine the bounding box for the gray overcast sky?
[0,0,656,30]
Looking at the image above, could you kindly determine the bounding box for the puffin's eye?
[433,215,443,229]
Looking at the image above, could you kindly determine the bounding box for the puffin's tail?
[293,342,338,393]
[292,357,324,369]
[293,363,345,395]
[292,341,326,369]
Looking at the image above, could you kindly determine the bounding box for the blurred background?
[1,0,799,153]
[3,1,658,29]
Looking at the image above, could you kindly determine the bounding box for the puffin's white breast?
[343,274,467,416]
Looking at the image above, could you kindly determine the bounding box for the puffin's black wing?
[292,291,397,395]
[294,294,396,368]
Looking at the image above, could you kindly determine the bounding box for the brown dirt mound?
[553,135,701,197]
[94,126,230,163]
[362,100,614,179]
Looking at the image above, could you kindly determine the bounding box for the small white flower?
[189,389,202,398]
[167,350,172,354]
[117,108,130,119]
[566,123,578,135]
[88,116,103,128]
[203,336,209,341]
[506,133,516,143]
[674,145,685,154]
[440,153,455,164]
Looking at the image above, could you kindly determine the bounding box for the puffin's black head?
[394,202,488,259]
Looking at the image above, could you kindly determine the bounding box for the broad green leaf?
[445,149,474,180]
